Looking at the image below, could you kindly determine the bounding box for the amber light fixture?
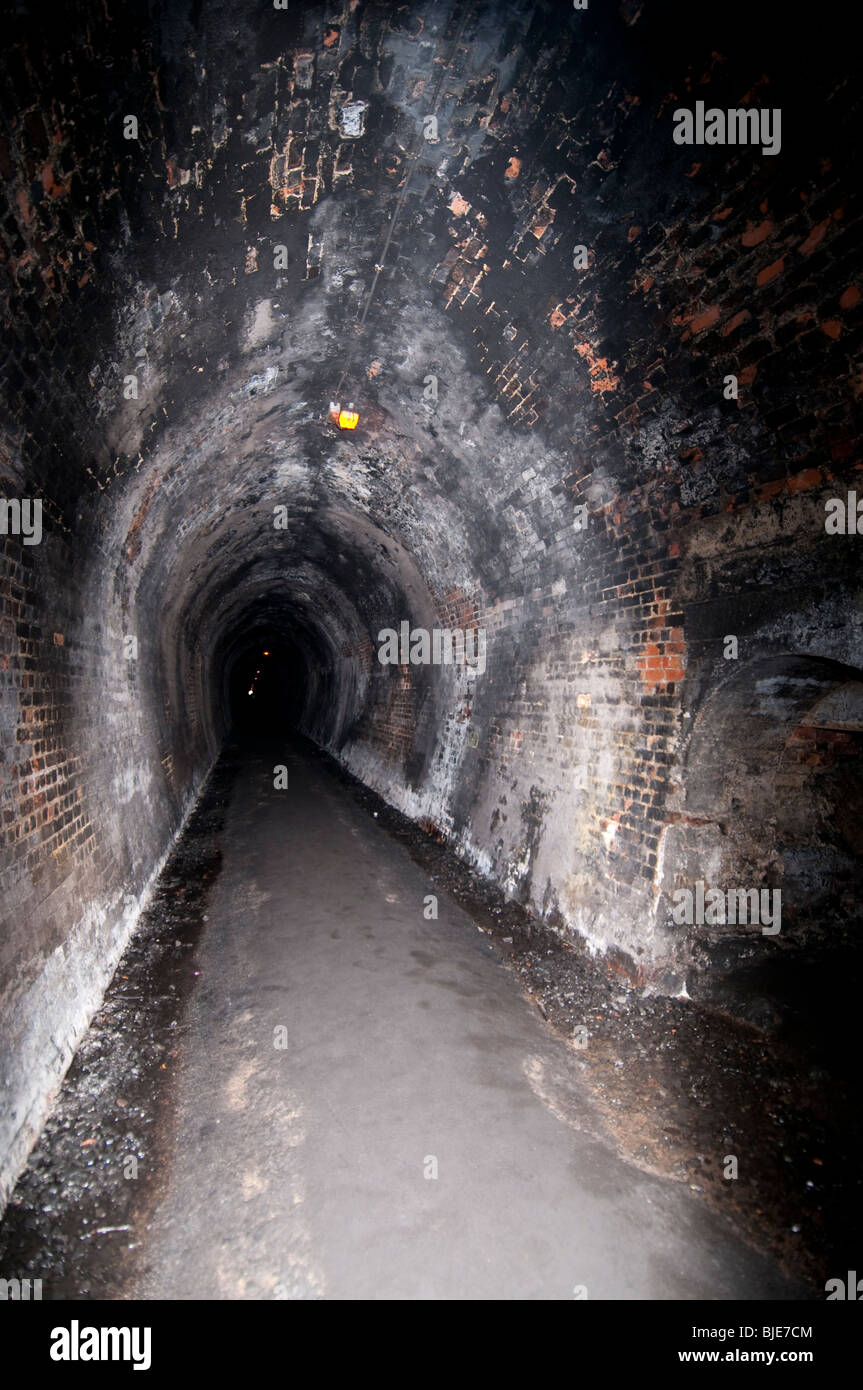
[328,398,360,430]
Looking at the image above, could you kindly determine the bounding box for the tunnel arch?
[1,0,859,1213]
[214,591,369,748]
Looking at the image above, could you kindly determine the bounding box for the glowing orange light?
[262,650,270,656]
[338,408,359,430]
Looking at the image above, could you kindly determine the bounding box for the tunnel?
[0,0,861,1311]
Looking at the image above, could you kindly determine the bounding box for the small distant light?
[262,650,270,656]
[338,407,359,430]
[248,688,254,696]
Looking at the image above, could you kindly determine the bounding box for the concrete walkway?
[134,739,798,1300]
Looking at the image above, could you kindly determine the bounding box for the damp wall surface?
[1,0,861,1205]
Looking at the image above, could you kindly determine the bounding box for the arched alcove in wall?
[657,655,863,1041]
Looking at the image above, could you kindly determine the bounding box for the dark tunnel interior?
[227,640,307,733]
[0,0,861,1310]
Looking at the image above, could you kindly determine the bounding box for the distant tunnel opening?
[227,640,308,736]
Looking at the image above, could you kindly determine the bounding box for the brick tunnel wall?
[1,0,861,1204]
